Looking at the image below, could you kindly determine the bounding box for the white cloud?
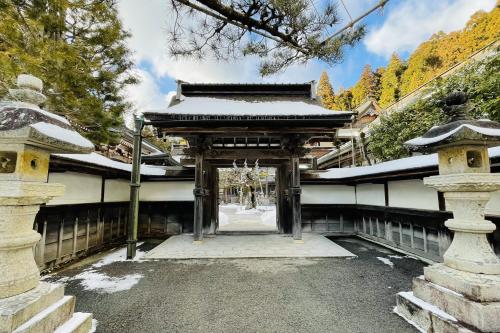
[121,68,173,127]
[364,0,497,58]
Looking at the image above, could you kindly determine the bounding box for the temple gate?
[128,82,352,253]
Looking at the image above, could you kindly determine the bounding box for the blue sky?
[117,0,496,115]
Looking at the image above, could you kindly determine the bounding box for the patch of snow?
[388,255,404,259]
[416,276,464,297]
[406,124,500,146]
[92,243,147,268]
[148,97,350,116]
[31,122,94,149]
[376,257,394,268]
[54,312,92,333]
[397,291,457,322]
[69,270,143,294]
[257,205,276,211]
[393,306,426,333]
[2,101,70,124]
[90,319,98,333]
[235,208,262,215]
[54,152,166,176]
[320,146,500,179]
[261,209,277,226]
[218,211,229,226]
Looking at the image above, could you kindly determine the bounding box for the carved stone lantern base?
[424,173,500,275]
[395,264,500,333]
[0,282,93,333]
[0,182,64,299]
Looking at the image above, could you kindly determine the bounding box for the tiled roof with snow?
[54,152,166,176]
[320,146,500,179]
[147,97,348,117]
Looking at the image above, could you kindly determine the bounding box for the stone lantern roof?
[405,91,500,151]
[0,74,94,153]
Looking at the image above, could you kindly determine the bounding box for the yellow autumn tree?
[317,71,336,109]
[350,65,380,107]
[400,6,499,95]
[378,53,406,108]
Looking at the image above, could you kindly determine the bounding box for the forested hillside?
[0,0,137,144]
[317,5,499,110]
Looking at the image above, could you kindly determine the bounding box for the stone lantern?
[0,75,94,332]
[395,91,500,333]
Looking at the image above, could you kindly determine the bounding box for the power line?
[339,0,353,24]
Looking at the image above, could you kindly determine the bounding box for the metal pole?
[350,118,356,167]
[127,115,143,259]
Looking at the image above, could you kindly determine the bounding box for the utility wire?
[174,0,389,53]
[339,0,353,24]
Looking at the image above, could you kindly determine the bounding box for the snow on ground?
[90,319,98,333]
[260,210,277,226]
[92,243,147,268]
[45,244,149,294]
[69,270,143,294]
[376,257,394,268]
[257,205,276,211]
[219,204,277,228]
[235,208,262,215]
[219,211,229,226]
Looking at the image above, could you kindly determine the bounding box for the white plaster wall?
[388,179,439,210]
[140,181,195,201]
[301,185,355,204]
[47,172,102,206]
[104,179,130,202]
[485,190,500,217]
[356,183,385,206]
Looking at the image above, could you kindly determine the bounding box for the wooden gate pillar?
[291,155,302,241]
[193,149,204,242]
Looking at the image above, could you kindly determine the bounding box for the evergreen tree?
[378,53,406,108]
[0,0,137,144]
[169,0,372,76]
[369,52,499,161]
[350,65,379,107]
[317,71,336,109]
[333,87,353,111]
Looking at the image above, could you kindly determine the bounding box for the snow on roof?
[54,152,166,176]
[405,124,500,147]
[320,146,500,179]
[148,97,347,116]
[0,101,71,125]
[32,122,94,149]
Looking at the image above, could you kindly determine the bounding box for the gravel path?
[43,237,422,333]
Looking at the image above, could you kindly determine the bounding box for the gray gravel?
[44,237,422,333]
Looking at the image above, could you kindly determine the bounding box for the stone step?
[0,282,65,333]
[54,313,93,333]
[424,263,500,302]
[12,296,75,333]
[413,276,500,332]
[395,291,475,333]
